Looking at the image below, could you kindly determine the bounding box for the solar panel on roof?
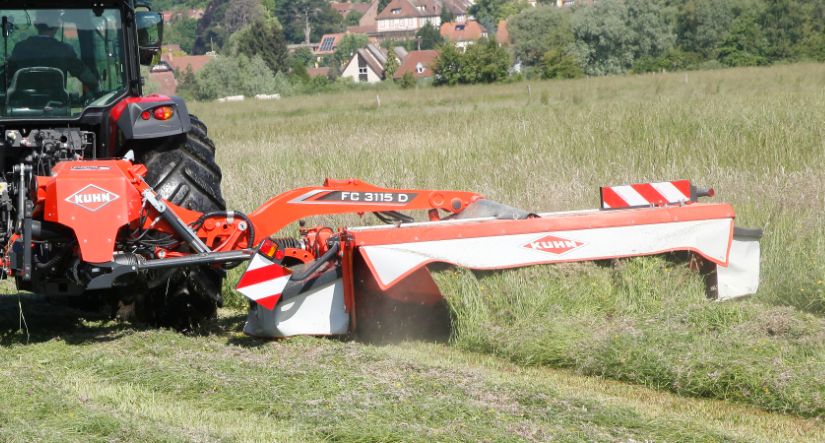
[320,37,335,52]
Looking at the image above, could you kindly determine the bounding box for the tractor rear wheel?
[124,114,226,331]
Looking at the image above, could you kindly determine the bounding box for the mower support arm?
[246,179,483,240]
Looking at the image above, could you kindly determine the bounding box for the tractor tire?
[125,114,226,331]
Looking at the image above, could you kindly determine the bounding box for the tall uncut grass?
[193,63,825,416]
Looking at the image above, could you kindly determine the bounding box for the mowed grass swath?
[192,63,825,415]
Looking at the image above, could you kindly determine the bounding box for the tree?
[508,5,573,66]
[176,65,198,100]
[166,17,199,54]
[570,0,636,75]
[717,10,769,66]
[440,6,456,24]
[676,0,741,57]
[399,72,416,89]
[275,0,344,44]
[626,0,677,61]
[434,40,510,86]
[289,47,316,67]
[384,51,400,79]
[460,39,511,84]
[334,34,369,64]
[470,0,529,31]
[223,0,266,35]
[433,44,464,86]
[541,49,583,79]
[194,54,291,100]
[231,18,289,74]
[760,0,806,61]
[346,10,364,27]
[415,22,443,50]
[193,0,231,54]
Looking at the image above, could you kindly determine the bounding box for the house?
[442,0,473,23]
[556,0,594,6]
[393,49,438,80]
[149,71,177,96]
[339,44,405,84]
[161,8,204,23]
[440,20,487,51]
[162,52,215,75]
[341,44,387,83]
[376,0,441,38]
[315,33,346,56]
[496,20,510,46]
[355,0,381,32]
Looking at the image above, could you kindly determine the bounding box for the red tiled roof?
[149,71,177,96]
[352,3,371,14]
[394,49,438,79]
[496,20,510,45]
[377,0,440,20]
[440,20,486,42]
[347,25,377,34]
[377,0,418,19]
[166,55,214,74]
[307,67,330,78]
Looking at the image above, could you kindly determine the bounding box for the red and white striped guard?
[237,254,292,310]
[601,180,692,209]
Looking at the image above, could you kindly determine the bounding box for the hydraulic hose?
[289,241,340,282]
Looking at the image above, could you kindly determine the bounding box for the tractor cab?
[0,2,161,118]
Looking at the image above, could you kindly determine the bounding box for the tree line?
[454,0,825,83]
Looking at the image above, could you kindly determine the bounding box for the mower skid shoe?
[715,227,762,301]
[243,264,348,338]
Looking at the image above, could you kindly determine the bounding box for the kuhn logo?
[65,185,119,212]
[524,235,585,255]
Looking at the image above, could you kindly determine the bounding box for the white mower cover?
[355,212,760,301]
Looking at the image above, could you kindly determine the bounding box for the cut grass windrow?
[0,310,822,442]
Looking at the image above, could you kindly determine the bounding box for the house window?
[391,8,401,14]
[359,67,368,75]
[416,63,425,74]
[456,25,465,31]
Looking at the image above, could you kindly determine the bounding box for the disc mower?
[0,1,762,335]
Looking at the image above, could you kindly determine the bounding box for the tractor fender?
[111,95,192,142]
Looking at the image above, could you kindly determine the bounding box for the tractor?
[0,1,224,328]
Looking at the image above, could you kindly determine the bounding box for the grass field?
[2,63,825,441]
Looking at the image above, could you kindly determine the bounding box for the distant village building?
[149,49,215,96]
[376,0,442,38]
[394,49,439,80]
[341,45,409,83]
[440,20,487,51]
[556,0,594,6]
[496,20,510,46]
[341,44,388,83]
[442,0,473,23]
[162,8,204,23]
[307,67,331,79]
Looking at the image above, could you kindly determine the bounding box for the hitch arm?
[247,179,483,239]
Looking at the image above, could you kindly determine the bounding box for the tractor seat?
[6,67,69,112]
